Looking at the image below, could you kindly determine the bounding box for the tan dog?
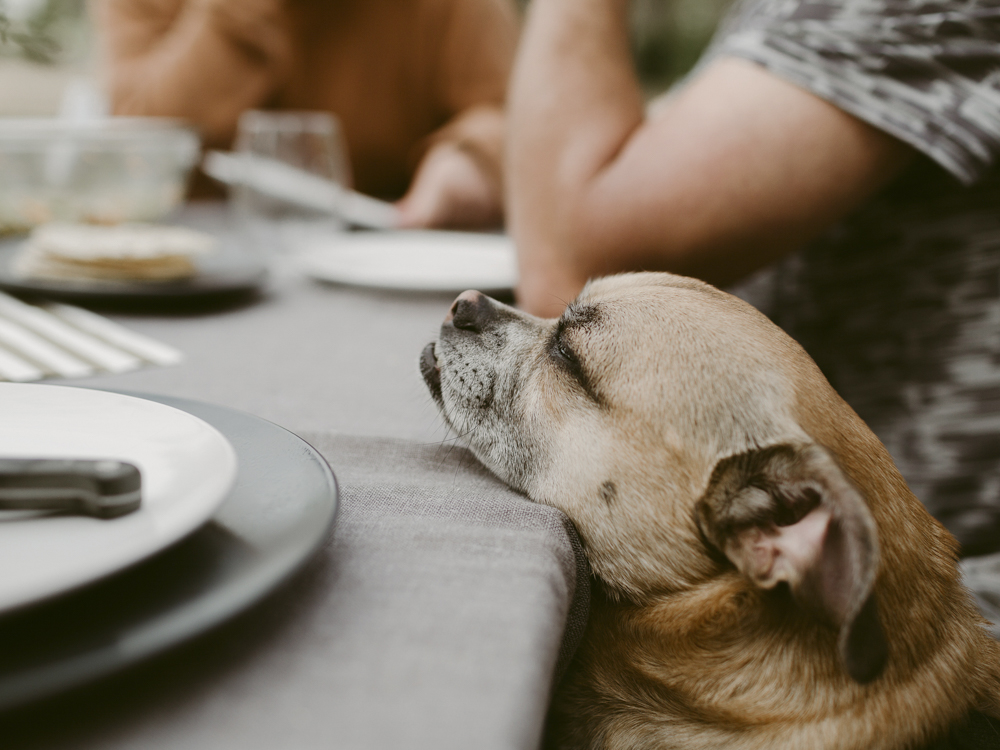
[420,272,1000,749]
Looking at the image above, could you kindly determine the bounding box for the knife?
[202,150,401,230]
[0,459,142,519]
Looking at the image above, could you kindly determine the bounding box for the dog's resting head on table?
[420,272,1000,750]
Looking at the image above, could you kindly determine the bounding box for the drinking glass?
[232,110,351,256]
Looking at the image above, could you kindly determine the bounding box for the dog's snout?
[446,290,496,333]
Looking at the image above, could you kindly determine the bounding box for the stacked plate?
[0,384,338,710]
[0,233,267,308]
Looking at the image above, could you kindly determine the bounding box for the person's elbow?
[512,185,641,317]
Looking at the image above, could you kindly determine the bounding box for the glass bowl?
[0,118,200,235]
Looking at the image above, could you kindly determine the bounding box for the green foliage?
[631,0,735,92]
[515,0,735,93]
[0,0,86,65]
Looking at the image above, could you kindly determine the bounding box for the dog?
[420,272,1000,749]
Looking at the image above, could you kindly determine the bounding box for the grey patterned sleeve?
[710,0,1000,185]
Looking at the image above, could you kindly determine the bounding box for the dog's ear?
[695,443,887,683]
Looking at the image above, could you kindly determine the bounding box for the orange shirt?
[94,0,518,198]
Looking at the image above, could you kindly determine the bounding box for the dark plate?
[0,237,267,309]
[0,391,338,710]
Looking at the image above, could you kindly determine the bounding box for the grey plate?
[0,391,338,710]
[0,238,267,308]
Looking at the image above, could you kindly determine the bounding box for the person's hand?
[395,141,503,230]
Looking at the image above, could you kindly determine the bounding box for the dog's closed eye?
[549,306,604,405]
[549,323,602,405]
[553,332,577,367]
[551,321,581,366]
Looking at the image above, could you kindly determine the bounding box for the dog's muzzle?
[420,342,441,399]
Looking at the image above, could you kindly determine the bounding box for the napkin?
[0,292,181,381]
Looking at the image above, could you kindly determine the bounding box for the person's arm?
[507,0,915,317]
[395,0,518,229]
[94,0,294,146]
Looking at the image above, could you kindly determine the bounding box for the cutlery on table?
[202,150,401,230]
[0,458,141,519]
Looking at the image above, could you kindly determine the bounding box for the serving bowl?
[0,118,200,234]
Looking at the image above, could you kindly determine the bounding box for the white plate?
[0,383,237,612]
[296,230,518,293]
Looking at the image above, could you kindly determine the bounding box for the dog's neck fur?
[550,389,1000,750]
[554,572,997,750]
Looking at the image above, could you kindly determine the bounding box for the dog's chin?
[420,342,443,402]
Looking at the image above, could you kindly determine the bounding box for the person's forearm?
[508,3,914,317]
[507,0,644,316]
[100,0,292,146]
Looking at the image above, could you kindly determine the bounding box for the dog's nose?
[446,290,495,333]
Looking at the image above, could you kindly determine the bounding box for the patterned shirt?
[711,0,1000,183]
[705,0,1000,558]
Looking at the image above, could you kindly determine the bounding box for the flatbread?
[14,223,216,282]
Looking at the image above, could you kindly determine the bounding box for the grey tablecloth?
[2,436,588,749]
[0,208,590,749]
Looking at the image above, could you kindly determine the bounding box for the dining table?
[0,204,590,750]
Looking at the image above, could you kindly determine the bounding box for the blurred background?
[627,0,735,93]
[0,0,90,115]
[0,0,736,116]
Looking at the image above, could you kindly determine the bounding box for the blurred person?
[94,0,518,229]
[508,0,1000,553]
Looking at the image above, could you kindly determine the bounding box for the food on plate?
[13,222,215,282]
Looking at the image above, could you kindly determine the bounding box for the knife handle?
[0,459,142,519]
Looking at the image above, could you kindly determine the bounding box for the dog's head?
[421,272,888,682]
